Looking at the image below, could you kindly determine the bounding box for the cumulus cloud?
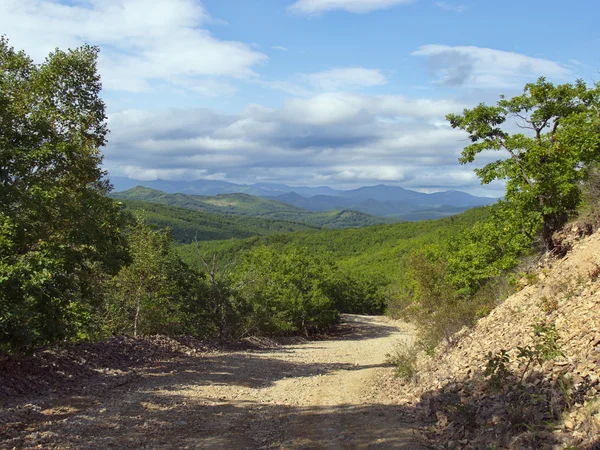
[412,45,572,88]
[0,0,267,94]
[102,92,504,194]
[288,0,413,15]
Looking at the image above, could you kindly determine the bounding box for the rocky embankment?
[380,224,600,449]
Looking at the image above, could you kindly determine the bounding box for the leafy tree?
[0,38,128,352]
[447,78,600,250]
[233,245,339,336]
[446,203,532,296]
[105,215,208,337]
[324,270,387,314]
[193,250,237,340]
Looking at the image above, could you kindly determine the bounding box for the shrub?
[232,245,340,336]
[387,341,418,380]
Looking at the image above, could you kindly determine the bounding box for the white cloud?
[434,2,466,13]
[280,92,466,125]
[102,92,494,193]
[272,46,289,51]
[288,0,413,15]
[303,68,388,90]
[0,0,267,94]
[264,68,388,97]
[412,45,572,88]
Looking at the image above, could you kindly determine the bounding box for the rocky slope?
[380,224,600,449]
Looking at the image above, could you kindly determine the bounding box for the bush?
[104,216,208,338]
[387,341,418,380]
[232,245,340,336]
[325,271,387,314]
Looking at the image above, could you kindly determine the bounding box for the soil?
[1,315,424,449]
[381,225,600,449]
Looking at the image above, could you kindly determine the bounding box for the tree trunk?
[133,285,143,337]
[542,220,555,252]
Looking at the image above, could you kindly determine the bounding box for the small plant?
[521,271,539,286]
[387,341,418,380]
[516,345,537,382]
[538,295,559,313]
[484,349,511,388]
[439,391,477,429]
[517,321,564,381]
[532,321,564,362]
[507,393,536,431]
[485,321,565,390]
[557,373,574,410]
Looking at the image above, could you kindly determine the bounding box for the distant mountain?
[111,186,306,217]
[109,177,497,219]
[271,189,494,218]
[109,176,339,198]
[111,187,396,228]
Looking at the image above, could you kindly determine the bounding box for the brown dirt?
[382,225,600,449]
[0,315,424,449]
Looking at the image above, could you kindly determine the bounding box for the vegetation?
[180,206,489,281]
[103,215,207,338]
[232,245,340,336]
[484,321,565,389]
[448,77,600,250]
[3,36,599,378]
[0,38,129,352]
[112,186,398,229]
[386,78,600,355]
[119,199,318,243]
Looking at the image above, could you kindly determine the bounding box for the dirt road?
[3,315,423,449]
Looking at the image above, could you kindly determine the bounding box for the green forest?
[119,199,320,242]
[112,186,398,229]
[2,39,600,356]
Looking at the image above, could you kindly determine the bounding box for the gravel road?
[2,315,423,449]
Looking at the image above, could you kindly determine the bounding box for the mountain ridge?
[111,187,398,229]
[109,177,497,219]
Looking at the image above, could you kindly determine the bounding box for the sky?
[1,0,599,196]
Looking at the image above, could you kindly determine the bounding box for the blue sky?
[1,0,598,195]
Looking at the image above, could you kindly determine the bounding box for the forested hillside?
[119,199,319,242]
[112,186,398,228]
[179,206,489,281]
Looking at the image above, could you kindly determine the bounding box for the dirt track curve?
[2,315,424,449]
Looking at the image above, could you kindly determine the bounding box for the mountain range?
[109,177,497,220]
[111,187,397,229]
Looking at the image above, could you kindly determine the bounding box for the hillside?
[112,187,397,229]
[180,206,490,281]
[118,199,319,242]
[380,224,600,449]
[110,179,497,221]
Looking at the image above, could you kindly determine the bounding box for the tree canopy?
[447,77,600,250]
[0,38,128,351]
